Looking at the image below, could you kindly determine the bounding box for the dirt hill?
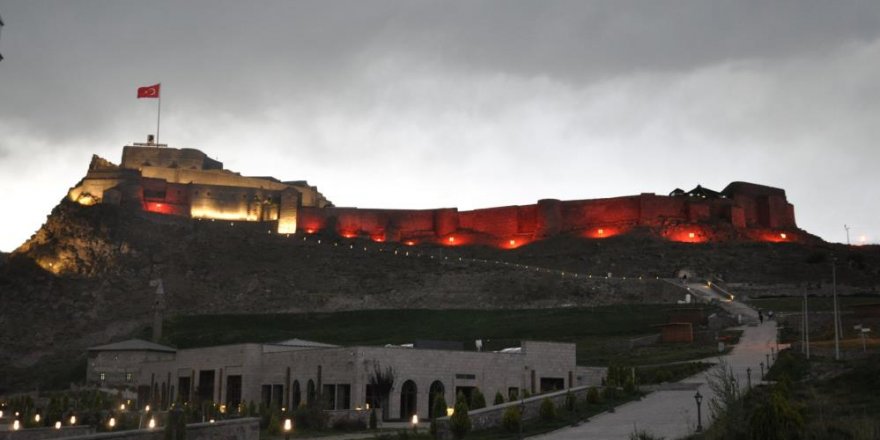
[0,199,878,392]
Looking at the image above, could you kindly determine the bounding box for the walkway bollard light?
[694,391,703,432]
[54,421,61,430]
[108,417,116,429]
[148,417,156,429]
[283,418,292,440]
[70,415,77,426]
[13,420,21,431]
[747,367,752,390]
[411,414,419,433]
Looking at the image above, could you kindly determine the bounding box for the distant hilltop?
[69,138,807,248]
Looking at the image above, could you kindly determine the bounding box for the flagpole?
[156,83,162,146]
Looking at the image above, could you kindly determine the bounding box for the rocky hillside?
[1,199,878,392]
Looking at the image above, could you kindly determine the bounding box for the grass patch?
[745,294,880,313]
[156,305,728,365]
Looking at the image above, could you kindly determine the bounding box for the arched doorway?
[291,380,301,408]
[307,379,316,405]
[428,381,445,418]
[400,380,417,419]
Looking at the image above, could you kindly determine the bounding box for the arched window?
[307,379,316,405]
[291,380,301,408]
[428,381,445,418]
[400,380,417,419]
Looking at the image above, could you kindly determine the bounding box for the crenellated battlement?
[68,141,806,247]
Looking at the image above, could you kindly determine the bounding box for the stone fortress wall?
[68,142,803,247]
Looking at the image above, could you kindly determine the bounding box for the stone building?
[87,338,579,420]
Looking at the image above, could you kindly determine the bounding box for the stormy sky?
[1,1,879,251]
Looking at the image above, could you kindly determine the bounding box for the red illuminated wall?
[131,174,802,246]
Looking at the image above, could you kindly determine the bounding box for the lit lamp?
[54,421,61,429]
[283,418,293,440]
[148,418,156,429]
[446,407,454,417]
[120,403,126,411]
[694,391,703,432]
[108,417,116,429]
[145,405,151,413]
[34,414,41,423]
[70,415,77,426]
[13,420,21,431]
[411,414,419,432]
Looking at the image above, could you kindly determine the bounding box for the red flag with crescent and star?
[137,83,161,99]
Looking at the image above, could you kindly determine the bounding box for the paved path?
[532,302,782,440]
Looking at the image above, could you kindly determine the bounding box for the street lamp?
[694,391,703,432]
[411,414,419,433]
[760,362,765,380]
[747,367,752,390]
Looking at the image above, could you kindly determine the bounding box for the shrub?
[586,387,601,404]
[539,398,556,422]
[267,411,281,436]
[602,386,619,401]
[331,418,366,431]
[494,391,505,405]
[369,409,378,430]
[623,377,637,395]
[564,391,576,412]
[293,404,327,430]
[747,389,804,440]
[429,393,447,436]
[470,388,486,410]
[449,395,471,439]
[501,406,521,433]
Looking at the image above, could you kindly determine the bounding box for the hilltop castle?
[69,140,803,247]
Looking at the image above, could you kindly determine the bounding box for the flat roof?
[88,339,177,353]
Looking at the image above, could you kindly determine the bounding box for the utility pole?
[832,258,840,360]
[804,291,810,359]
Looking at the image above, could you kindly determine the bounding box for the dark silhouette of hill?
[0,199,877,392]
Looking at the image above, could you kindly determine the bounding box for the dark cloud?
[0,1,879,250]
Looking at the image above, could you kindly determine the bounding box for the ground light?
[283,418,293,440]
[148,418,156,429]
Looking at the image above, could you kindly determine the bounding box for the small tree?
[564,391,576,412]
[368,363,396,421]
[586,387,601,404]
[539,398,556,422]
[493,391,505,406]
[369,409,378,430]
[470,388,486,410]
[501,406,521,433]
[449,394,471,439]
[429,393,448,436]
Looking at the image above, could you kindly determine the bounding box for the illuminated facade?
[69,140,806,246]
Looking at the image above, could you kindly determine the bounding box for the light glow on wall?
[190,207,260,221]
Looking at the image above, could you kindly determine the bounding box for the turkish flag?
[137,83,161,99]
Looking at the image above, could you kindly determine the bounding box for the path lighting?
[446,407,454,417]
[148,418,156,429]
[283,418,293,440]
[0,410,3,418]
[108,417,116,429]
[55,421,61,429]
[120,403,126,411]
[34,414,41,423]
[411,415,419,432]
[694,391,703,432]
[70,415,77,425]
[145,405,151,412]
[13,420,21,431]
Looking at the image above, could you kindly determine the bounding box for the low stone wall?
[324,409,370,429]
[50,418,258,440]
[434,386,595,440]
[0,426,94,440]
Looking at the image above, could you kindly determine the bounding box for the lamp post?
[411,414,419,433]
[746,367,752,390]
[694,391,703,432]
[766,353,770,368]
[760,362,764,380]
